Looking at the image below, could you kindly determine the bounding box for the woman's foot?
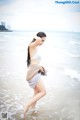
[29,107,39,114]
[23,105,29,120]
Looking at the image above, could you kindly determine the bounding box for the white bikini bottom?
[27,73,41,89]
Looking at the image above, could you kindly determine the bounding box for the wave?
[63,51,80,58]
[63,68,80,80]
[55,48,80,58]
[69,41,80,45]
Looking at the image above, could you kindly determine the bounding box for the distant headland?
[0,22,12,32]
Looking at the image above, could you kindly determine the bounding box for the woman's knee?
[41,90,46,96]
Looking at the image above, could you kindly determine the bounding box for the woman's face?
[39,37,46,45]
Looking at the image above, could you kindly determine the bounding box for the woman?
[24,32,47,120]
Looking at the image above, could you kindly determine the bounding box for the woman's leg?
[30,87,39,109]
[24,79,46,114]
[24,89,39,120]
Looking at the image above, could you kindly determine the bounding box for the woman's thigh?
[35,79,46,92]
[33,86,39,95]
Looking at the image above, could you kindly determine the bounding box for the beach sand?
[0,31,80,120]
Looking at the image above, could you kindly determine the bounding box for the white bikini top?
[31,50,41,65]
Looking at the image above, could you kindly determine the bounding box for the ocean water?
[0,31,80,120]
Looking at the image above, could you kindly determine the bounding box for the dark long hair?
[27,32,47,67]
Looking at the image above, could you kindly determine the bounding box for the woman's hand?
[38,66,47,75]
[39,66,44,72]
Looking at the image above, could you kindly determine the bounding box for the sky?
[0,0,80,32]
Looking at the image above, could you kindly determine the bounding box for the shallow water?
[0,31,80,120]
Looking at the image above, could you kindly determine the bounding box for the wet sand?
[0,66,80,120]
[0,31,80,120]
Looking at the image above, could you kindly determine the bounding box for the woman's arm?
[29,37,41,48]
